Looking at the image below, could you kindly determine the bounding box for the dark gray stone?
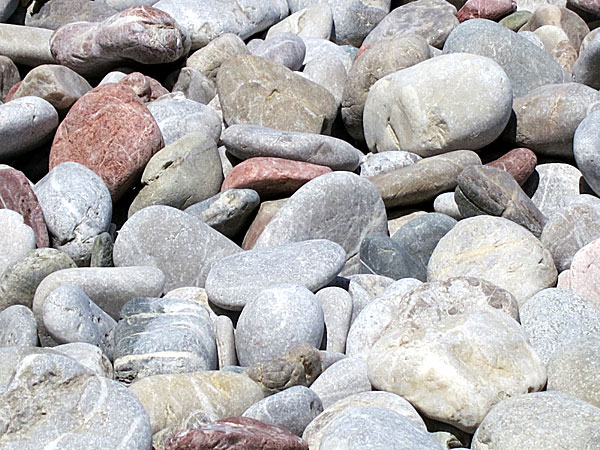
[359,232,421,281]
[574,33,600,90]
[90,232,113,267]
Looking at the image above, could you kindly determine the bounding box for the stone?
[504,83,600,159]
[242,386,323,437]
[117,71,169,103]
[310,357,371,409]
[302,37,352,73]
[547,336,600,408]
[11,64,92,113]
[471,391,600,449]
[442,18,567,98]
[113,205,241,291]
[113,297,217,384]
[298,56,349,107]
[363,0,458,49]
[217,55,338,134]
[573,34,600,90]
[486,147,537,185]
[457,0,516,21]
[42,285,116,358]
[206,239,345,311]
[235,285,324,367]
[186,33,249,80]
[54,342,114,378]
[455,165,547,237]
[520,288,600,364]
[34,162,112,265]
[315,287,353,353]
[0,56,19,101]
[49,6,191,76]
[170,67,216,104]
[221,124,362,171]
[215,315,237,368]
[369,306,546,432]
[0,248,75,311]
[499,10,532,30]
[146,93,222,146]
[428,216,557,305]
[221,157,331,200]
[267,4,333,40]
[49,84,163,201]
[0,0,18,22]
[369,151,481,208]
[359,232,421,280]
[557,238,600,308]
[128,133,223,217]
[0,305,37,347]
[364,53,512,156]
[185,189,260,239]
[347,274,395,322]
[0,210,35,277]
[252,33,306,71]
[574,109,600,197]
[433,192,462,220]
[25,0,118,29]
[242,198,287,250]
[0,96,58,162]
[32,266,165,346]
[90,232,113,267]
[342,34,431,143]
[360,152,421,178]
[0,166,49,247]
[0,24,55,67]
[163,287,218,323]
[129,370,264,434]
[164,416,309,450]
[520,5,589,50]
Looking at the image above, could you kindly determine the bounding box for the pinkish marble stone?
[118,72,169,103]
[486,148,537,185]
[222,157,331,200]
[0,167,48,248]
[557,238,600,307]
[457,0,515,22]
[49,83,164,201]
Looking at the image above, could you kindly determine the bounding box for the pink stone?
[486,147,537,185]
[0,167,49,247]
[355,44,371,61]
[557,238,600,307]
[49,83,164,201]
[222,157,332,199]
[457,0,516,22]
[118,72,169,103]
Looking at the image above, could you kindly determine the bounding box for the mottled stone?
[557,238,600,308]
[242,198,287,250]
[0,210,35,277]
[310,357,371,409]
[90,232,113,267]
[428,216,557,305]
[54,342,114,378]
[458,0,515,21]
[369,151,481,208]
[315,287,352,353]
[186,33,249,80]
[49,6,191,76]
[267,4,333,40]
[574,109,600,197]
[486,147,537,185]
[118,71,169,103]
[0,56,19,101]
[113,205,241,291]
[0,305,37,347]
[360,152,421,178]
[34,162,112,265]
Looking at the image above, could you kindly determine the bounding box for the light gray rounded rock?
[302,37,352,73]
[574,109,600,197]
[316,287,353,353]
[113,205,241,291]
[360,151,421,178]
[347,274,395,323]
[54,342,114,378]
[215,315,237,368]
[34,162,112,266]
[235,285,324,367]
[185,33,249,80]
[433,192,462,220]
[242,385,323,436]
[205,239,345,311]
[0,96,58,162]
[0,305,37,347]
[310,357,371,409]
[267,4,333,40]
[364,53,513,156]
[252,32,306,71]
[301,55,347,107]
[0,210,35,278]
[25,0,118,29]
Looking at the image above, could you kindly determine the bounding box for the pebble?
[242,198,287,249]
[359,232,421,280]
[170,67,216,104]
[360,151,422,178]
[267,4,333,40]
[215,315,237,368]
[54,342,114,378]
[25,0,117,29]
[486,147,537,185]
[185,33,249,80]
[557,238,600,307]
[90,232,114,267]
[310,357,371,409]
[0,305,38,347]
[315,287,353,353]
[0,209,36,277]
[574,32,600,89]
[252,33,306,71]
[0,55,20,101]
[574,109,600,196]
[521,4,589,50]
[458,0,516,21]
[433,192,462,220]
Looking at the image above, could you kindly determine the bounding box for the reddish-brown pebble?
[457,0,516,22]
[118,72,169,103]
[486,147,537,185]
[242,198,287,250]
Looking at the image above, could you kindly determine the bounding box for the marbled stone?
[315,287,353,353]
[267,4,333,40]
[574,109,600,197]
[557,238,600,308]
[457,0,516,21]
[53,342,114,378]
[0,305,37,347]
[186,33,249,80]
[486,147,537,185]
[113,205,241,291]
[0,210,35,277]
[310,357,371,409]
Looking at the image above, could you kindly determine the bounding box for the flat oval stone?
[458,0,516,21]
[186,33,249,80]
[221,124,362,171]
[34,162,112,265]
[0,166,48,247]
[0,210,35,278]
[235,285,324,366]
[574,109,600,196]
[486,147,537,185]
[428,216,557,305]
[113,205,241,291]
[49,83,163,201]
[557,238,600,308]
[206,240,345,311]
[0,96,58,162]
[310,357,371,409]
[0,305,37,347]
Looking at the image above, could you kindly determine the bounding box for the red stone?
[49,83,164,201]
[222,157,331,199]
[0,167,49,247]
[118,72,169,103]
[164,417,308,450]
[486,147,537,185]
[457,0,516,22]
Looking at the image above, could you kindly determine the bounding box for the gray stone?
[54,342,114,378]
[574,109,600,197]
[300,55,347,107]
[185,188,260,238]
[186,33,249,80]
[443,18,568,98]
[147,93,222,146]
[42,285,117,358]
[0,305,37,347]
[347,274,395,323]
[113,205,241,291]
[154,0,288,51]
[471,391,600,450]
[34,162,112,266]
[0,248,76,311]
[504,83,600,158]
[242,386,323,436]
[0,0,17,22]
[310,357,371,409]
[520,288,600,363]
[113,296,217,384]
[171,67,216,104]
[302,37,352,73]
[254,172,387,259]
[0,210,35,278]
[25,0,118,29]
[0,347,152,449]
[428,216,557,305]
[128,133,223,217]
[252,33,306,71]
[90,232,113,267]
[0,96,58,162]
[342,34,431,143]
[0,24,55,67]
[500,11,533,31]
[163,286,218,323]
[221,124,362,171]
[267,4,333,40]
[0,56,19,102]
[574,33,600,90]
[360,152,422,178]
[364,53,512,156]
[235,285,324,366]
[316,287,353,353]
[359,232,421,280]
[217,54,338,135]
[318,406,443,450]
[11,64,92,113]
[215,315,236,369]
[433,192,462,220]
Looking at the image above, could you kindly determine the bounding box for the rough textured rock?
[0,210,36,278]
[0,305,38,347]
[186,33,249,80]
[486,147,537,185]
